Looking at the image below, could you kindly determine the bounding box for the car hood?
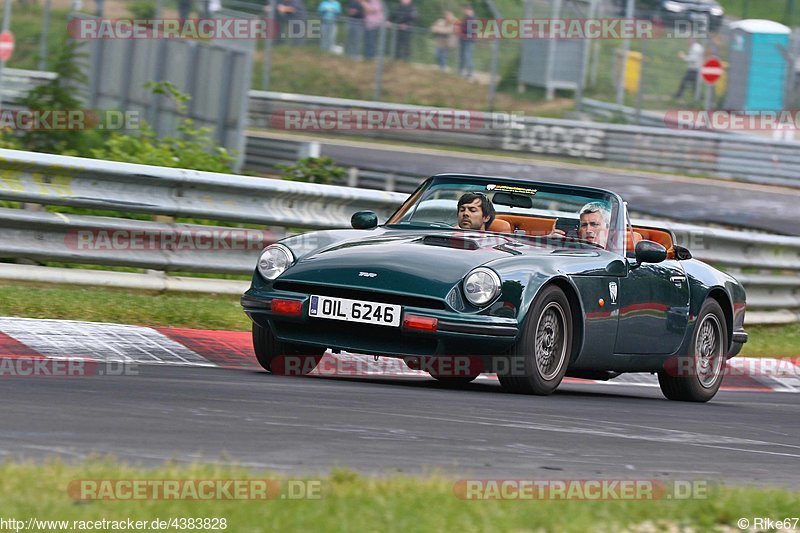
[277,230,551,298]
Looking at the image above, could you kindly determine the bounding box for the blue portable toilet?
[724,19,791,111]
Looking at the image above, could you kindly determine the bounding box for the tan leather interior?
[494,215,556,236]
[626,231,644,252]
[488,218,513,233]
[631,227,676,259]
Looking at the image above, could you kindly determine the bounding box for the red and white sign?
[701,56,723,85]
[0,31,14,62]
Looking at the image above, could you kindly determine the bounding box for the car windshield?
[386,175,625,253]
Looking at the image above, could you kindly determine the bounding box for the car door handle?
[670,276,686,286]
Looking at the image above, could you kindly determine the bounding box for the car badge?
[609,282,618,304]
[359,271,377,278]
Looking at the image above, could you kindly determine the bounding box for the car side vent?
[420,235,480,250]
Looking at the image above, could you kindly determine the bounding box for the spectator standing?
[345,0,365,58]
[273,0,308,45]
[362,0,385,60]
[431,11,457,71]
[390,0,417,61]
[318,0,342,51]
[674,38,704,99]
[458,5,476,80]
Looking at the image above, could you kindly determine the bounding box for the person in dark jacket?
[390,0,417,61]
[458,4,476,79]
[345,0,365,58]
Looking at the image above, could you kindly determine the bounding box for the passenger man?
[456,192,495,231]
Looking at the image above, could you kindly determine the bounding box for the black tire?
[498,285,572,395]
[658,299,728,403]
[252,322,324,375]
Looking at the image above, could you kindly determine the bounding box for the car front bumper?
[241,291,520,358]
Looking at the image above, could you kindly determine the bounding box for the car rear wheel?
[658,299,727,402]
[252,322,324,375]
[498,285,572,395]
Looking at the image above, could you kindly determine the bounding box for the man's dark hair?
[457,192,496,229]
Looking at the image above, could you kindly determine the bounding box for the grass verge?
[1,459,798,532]
[0,282,250,331]
[0,282,797,358]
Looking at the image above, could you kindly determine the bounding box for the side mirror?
[635,240,667,264]
[673,244,692,260]
[351,211,378,229]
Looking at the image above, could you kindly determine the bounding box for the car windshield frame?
[385,175,626,254]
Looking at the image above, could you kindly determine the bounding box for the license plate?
[308,295,401,327]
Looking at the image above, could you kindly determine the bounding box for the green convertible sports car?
[241,174,748,402]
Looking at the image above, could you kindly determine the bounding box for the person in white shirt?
[674,39,705,99]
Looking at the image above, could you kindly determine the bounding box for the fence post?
[347,167,359,187]
[615,0,635,105]
[373,23,387,101]
[0,0,13,112]
[38,0,52,72]
[262,0,277,91]
[488,40,500,111]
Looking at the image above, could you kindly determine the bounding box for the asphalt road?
[316,140,800,236]
[3,366,799,488]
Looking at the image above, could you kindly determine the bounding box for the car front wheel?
[658,299,728,402]
[252,322,324,375]
[498,285,572,395]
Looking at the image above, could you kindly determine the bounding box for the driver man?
[577,202,610,248]
[551,201,610,249]
[456,192,496,231]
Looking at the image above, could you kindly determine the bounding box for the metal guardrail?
[0,148,798,323]
[0,148,403,230]
[0,68,56,106]
[7,68,800,188]
[249,91,800,188]
[582,99,672,128]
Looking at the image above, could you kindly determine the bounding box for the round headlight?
[257,244,294,280]
[463,267,501,306]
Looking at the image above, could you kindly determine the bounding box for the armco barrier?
[0,148,798,324]
[249,91,800,188]
[5,69,800,187]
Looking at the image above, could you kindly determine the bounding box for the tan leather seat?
[626,231,644,253]
[488,218,513,233]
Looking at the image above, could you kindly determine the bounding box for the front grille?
[273,281,447,310]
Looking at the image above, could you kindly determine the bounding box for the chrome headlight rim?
[257,243,294,280]
[462,267,502,307]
